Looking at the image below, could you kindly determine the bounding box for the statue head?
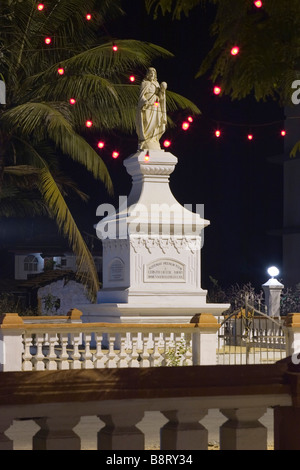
[145,67,157,81]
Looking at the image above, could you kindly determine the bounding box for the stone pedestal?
[220,408,268,450]
[98,410,144,450]
[82,150,229,324]
[33,416,81,450]
[160,409,208,450]
[0,416,13,450]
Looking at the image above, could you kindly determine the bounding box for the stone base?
[81,301,230,324]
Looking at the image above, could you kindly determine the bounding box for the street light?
[267,266,280,278]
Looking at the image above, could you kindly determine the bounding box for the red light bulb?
[57,67,65,75]
[248,134,253,140]
[182,122,190,131]
[254,1,263,7]
[163,140,171,148]
[215,130,221,138]
[69,98,76,105]
[144,154,150,161]
[187,116,193,123]
[37,3,45,11]
[85,13,92,20]
[97,141,105,149]
[85,120,93,128]
[129,75,135,82]
[112,44,118,52]
[281,130,286,137]
[214,86,221,95]
[44,37,52,45]
[112,151,120,159]
[154,101,159,107]
[231,46,240,56]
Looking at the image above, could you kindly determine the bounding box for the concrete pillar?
[33,416,81,450]
[220,407,268,450]
[283,313,300,362]
[274,407,300,450]
[98,409,144,450]
[262,278,284,317]
[0,80,6,105]
[160,409,208,450]
[0,416,13,450]
[0,314,24,372]
[190,313,220,365]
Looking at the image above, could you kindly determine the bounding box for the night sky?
[0,0,285,292]
[100,0,285,291]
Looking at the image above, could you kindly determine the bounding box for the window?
[24,255,38,272]
[61,258,67,267]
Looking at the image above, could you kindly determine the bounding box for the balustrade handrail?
[0,359,294,405]
[2,321,206,333]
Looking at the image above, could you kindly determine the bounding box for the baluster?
[129,333,140,368]
[183,333,193,366]
[165,332,175,366]
[94,333,108,368]
[0,416,13,450]
[180,332,188,365]
[177,332,186,366]
[107,334,117,368]
[33,415,81,450]
[58,333,70,370]
[161,409,208,450]
[70,333,82,369]
[22,333,33,371]
[125,333,133,366]
[113,336,121,369]
[82,333,94,369]
[118,333,129,368]
[220,407,268,450]
[152,334,163,367]
[34,333,46,371]
[139,333,150,367]
[46,333,58,370]
[98,408,145,450]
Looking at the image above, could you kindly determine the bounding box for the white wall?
[15,254,44,280]
[38,279,92,315]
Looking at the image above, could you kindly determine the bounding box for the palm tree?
[146,0,300,104]
[0,0,200,300]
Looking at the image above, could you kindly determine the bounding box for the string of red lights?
[37,0,287,159]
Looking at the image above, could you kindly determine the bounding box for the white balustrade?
[0,312,221,372]
[17,325,205,371]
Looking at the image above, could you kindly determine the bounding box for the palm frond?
[3,140,99,299]
[166,90,201,114]
[3,102,113,193]
[0,182,49,218]
[54,40,174,77]
[145,0,202,19]
[38,166,99,300]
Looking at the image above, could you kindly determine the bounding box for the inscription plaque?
[144,259,185,283]
[109,258,125,281]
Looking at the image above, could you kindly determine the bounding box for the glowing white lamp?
[267,266,280,278]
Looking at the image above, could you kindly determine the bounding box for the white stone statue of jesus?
[135,67,167,150]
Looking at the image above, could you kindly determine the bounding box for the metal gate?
[217,296,286,365]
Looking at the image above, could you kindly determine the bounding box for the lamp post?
[262,266,284,317]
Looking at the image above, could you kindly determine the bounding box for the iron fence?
[217,296,286,365]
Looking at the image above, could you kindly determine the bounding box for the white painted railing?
[22,325,194,371]
[0,312,220,371]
